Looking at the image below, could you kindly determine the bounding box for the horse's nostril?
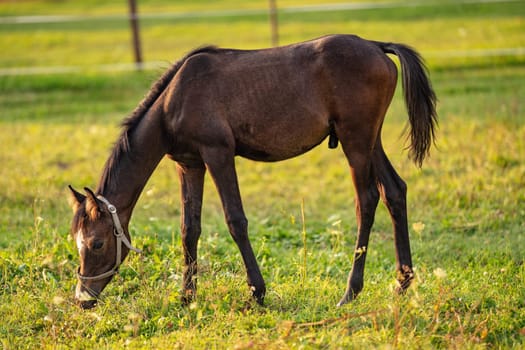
[79,299,98,309]
[76,286,98,309]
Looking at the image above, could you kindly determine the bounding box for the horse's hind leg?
[336,124,380,306]
[177,164,206,304]
[201,147,266,304]
[373,143,414,292]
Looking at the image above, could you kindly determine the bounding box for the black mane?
[97,46,219,194]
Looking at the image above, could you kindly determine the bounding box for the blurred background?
[1,0,523,74]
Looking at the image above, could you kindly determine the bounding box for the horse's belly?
[234,120,329,162]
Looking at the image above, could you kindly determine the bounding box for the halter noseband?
[77,195,142,282]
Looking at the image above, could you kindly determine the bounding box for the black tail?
[378,42,437,167]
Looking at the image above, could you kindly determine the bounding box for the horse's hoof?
[253,292,265,306]
[336,291,357,307]
[181,289,196,305]
[250,285,265,305]
[395,265,414,294]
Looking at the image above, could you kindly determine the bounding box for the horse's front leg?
[201,147,266,304]
[177,164,205,304]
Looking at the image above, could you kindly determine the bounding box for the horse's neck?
[97,106,167,224]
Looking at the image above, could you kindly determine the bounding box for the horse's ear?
[68,185,85,212]
[84,187,102,220]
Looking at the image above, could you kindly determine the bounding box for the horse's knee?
[181,209,201,237]
[227,216,249,243]
[357,185,380,224]
[383,178,407,211]
[181,226,201,257]
[182,224,200,239]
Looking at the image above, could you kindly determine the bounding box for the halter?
[77,195,142,282]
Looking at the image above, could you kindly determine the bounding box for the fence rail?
[1,47,523,77]
[0,0,523,76]
[0,0,520,24]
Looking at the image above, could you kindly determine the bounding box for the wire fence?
[0,0,523,76]
[1,0,520,24]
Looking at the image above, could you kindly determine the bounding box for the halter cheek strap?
[77,196,142,282]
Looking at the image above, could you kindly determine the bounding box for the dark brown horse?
[68,34,437,309]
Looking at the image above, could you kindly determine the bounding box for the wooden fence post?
[128,0,143,69]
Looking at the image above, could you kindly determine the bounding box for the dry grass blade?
[290,309,388,329]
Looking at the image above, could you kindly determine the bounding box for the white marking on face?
[76,284,96,301]
[76,229,85,252]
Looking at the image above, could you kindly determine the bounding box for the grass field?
[1,0,524,349]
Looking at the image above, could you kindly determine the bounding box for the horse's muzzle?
[79,298,98,310]
[75,282,100,309]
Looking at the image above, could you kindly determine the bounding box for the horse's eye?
[92,240,104,250]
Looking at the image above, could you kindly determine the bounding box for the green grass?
[1,1,525,349]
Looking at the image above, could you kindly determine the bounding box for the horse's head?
[68,186,132,309]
